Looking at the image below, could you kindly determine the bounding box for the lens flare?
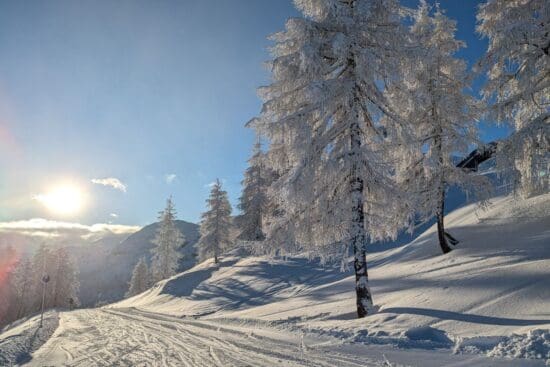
[34,184,86,216]
[0,247,19,320]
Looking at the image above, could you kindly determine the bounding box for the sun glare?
[34,184,85,216]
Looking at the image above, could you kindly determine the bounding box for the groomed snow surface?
[1,193,549,366]
[0,311,59,366]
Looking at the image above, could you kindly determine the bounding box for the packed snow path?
[27,308,543,367]
[30,308,387,367]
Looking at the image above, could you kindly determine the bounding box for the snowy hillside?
[81,220,200,305]
[0,311,58,366]
[113,193,550,362]
[3,194,548,366]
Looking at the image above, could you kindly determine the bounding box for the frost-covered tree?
[477,0,549,196]
[251,0,410,318]
[27,245,79,312]
[150,197,184,283]
[235,140,273,243]
[8,257,33,319]
[385,1,485,254]
[50,247,80,309]
[0,245,18,324]
[126,257,150,297]
[1,245,79,325]
[242,125,298,257]
[198,179,233,264]
[30,244,57,311]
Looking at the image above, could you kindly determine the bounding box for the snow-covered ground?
[0,311,59,366]
[2,193,549,366]
[24,307,542,366]
[114,193,550,364]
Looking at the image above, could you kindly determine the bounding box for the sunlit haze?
[33,183,86,216]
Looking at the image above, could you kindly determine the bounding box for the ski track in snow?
[27,309,388,367]
[26,308,546,367]
[16,194,550,366]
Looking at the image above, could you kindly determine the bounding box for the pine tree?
[235,140,273,243]
[198,179,233,264]
[384,1,486,254]
[9,257,33,319]
[126,257,150,297]
[0,245,18,325]
[24,245,80,315]
[42,246,61,309]
[253,132,299,258]
[1,245,80,324]
[30,244,53,312]
[251,0,410,317]
[150,197,184,283]
[50,247,79,309]
[477,0,549,196]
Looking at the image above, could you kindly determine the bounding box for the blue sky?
[0,0,505,226]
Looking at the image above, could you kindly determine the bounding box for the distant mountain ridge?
[77,220,200,306]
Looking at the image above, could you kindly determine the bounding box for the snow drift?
[0,311,59,365]
[113,193,550,362]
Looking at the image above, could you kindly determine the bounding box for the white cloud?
[87,223,141,234]
[109,213,118,218]
[0,218,140,239]
[16,230,62,238]
[91,177,127,192]
[165,174,177,184]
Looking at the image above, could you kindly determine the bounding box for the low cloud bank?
[0,218,140,239]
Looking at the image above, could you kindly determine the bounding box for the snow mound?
[403,327,453,348]
[488,329,550,361]
[114,193,550,362]
[453,329,550,363]
[0,311,59,365]
[113,255,345,317]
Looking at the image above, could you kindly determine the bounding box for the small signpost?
[39,274,50,328]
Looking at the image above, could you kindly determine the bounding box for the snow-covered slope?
[0,311,58,365]
[81,220,200,305]
[114,193,550,362]
[4,194,546,366]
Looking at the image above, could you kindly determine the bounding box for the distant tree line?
[0,244,79,327]
[125,196,185,297]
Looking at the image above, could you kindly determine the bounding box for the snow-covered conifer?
[150,197,184,283]
[126,257,150,297]
[384,1,486,254]
[27,245,79,312]
[0,245,18,324]
[30,244,56,311]
[50,247,80,308]
[198,179,233,264]
[235,140,273,243]
[8,257,33,319]
[251,0,410,317]
[477,0,549,196]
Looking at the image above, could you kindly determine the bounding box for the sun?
[34,184,86,216]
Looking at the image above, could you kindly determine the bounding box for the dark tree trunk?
[350,121,373,319]
[432,99,452,255]
[348,0,373,318]
[16,277,28,319]
[354,242,373,318]
[437,189,452,254]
